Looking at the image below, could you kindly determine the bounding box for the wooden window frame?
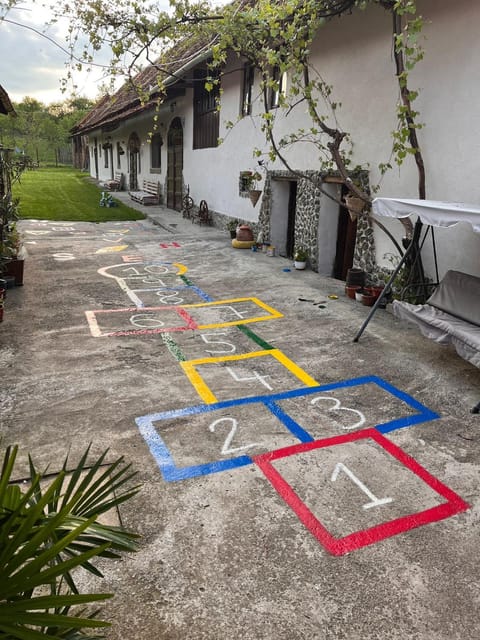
[150,132,163,172]
[193,68,220,150]
[241,64,254,117]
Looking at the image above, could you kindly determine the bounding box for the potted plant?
[1,217,25,286]
[241,170,263,206]
[294,247,308,270]
[226,218,240,239]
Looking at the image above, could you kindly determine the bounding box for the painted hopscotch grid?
[271,375,440,435]
[86,297,282,337]
[253,428,469,556]
[85,306,198,337]
[135,376,439,481]
[181,297,283,328]
[181,349,319,404]
[127,285,213,308]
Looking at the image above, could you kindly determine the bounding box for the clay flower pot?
[361,293,376,307]
[345,285,361,299]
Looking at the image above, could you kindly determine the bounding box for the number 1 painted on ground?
[331,462,393,510]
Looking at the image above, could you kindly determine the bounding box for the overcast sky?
[1,0,228,106]
[0,2,112,104]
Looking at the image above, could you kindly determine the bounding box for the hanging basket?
[345,195,365,220]
[249,190,262,207]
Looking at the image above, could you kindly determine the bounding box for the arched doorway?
[167,118,183,210]
[128,132,141,190]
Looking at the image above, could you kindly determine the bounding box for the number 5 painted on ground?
[200,332,236,354]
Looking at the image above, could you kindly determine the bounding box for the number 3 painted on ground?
[310,396,366,430]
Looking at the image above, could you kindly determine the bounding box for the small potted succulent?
[226,218,240,239]
[293,247,308,270]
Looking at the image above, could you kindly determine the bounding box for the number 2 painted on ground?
[209,417,260,455]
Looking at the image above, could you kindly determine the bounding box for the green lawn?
[12,166,144,222]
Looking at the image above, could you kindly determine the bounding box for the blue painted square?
[135,376,439,482]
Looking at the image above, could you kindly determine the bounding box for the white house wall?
[86,0,480,280]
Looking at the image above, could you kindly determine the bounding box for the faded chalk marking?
[129,313,166,329]
[52,252,75,261]
[161,333,186,362]
[85,306,197,337]
[331,462,393,510]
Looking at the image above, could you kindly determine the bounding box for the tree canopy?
[0,96,95,164]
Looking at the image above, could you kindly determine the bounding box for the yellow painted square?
[181,349,319,404]
[182,297,283,329]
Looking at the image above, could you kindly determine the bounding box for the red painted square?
[253,429,469,555]
[86,306,197,337]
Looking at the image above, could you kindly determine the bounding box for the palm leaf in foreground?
[0,445,140,638]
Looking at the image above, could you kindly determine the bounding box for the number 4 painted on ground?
[331,462,393,510]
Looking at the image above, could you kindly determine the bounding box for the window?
[150,132,163,171]
[193,67,220,149]
[241,64,254,117]
[269,67,287,109]
[116,142,124,169]
[102,143,111,168]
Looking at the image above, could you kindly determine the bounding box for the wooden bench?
[103,172,124,191]
[393,270,480,411]
[129,180,160,205]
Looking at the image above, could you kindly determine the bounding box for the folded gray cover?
[427,270,480,327]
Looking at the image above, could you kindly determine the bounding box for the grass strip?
[13,166,144,222]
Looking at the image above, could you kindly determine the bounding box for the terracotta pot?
[346,268,366,288]
[236,225,254,241]
[361,293,376,307]
[345,285,361,299]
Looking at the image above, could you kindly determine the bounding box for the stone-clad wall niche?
[258,169,376,276]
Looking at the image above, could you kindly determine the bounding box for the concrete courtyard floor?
[1,200,479,639]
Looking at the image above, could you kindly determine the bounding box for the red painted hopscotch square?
[253,428,469,556]
[85,306,198,337]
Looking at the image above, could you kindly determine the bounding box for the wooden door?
[128,132,140,191]
[167,118,183,210]
[333,186,358,280]
[286,181,298,258]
